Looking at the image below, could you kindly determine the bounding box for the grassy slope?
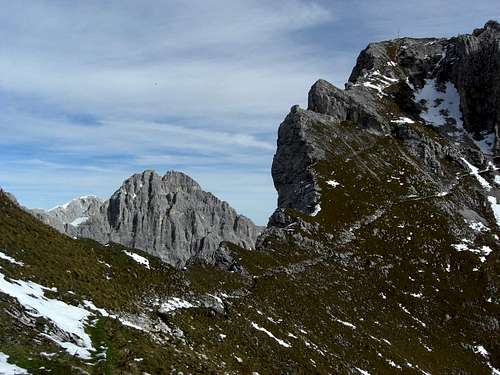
[0,111,499,373]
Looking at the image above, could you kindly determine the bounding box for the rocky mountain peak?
[31,195,103,233]
[31,170,261,267]
[269,21,500,228]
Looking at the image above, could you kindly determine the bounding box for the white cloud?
[0,1,334,122]
[0,110,274,156]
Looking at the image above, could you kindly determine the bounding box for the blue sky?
[1,1,498,224]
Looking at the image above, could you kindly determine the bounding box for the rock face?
[34,171,261,267]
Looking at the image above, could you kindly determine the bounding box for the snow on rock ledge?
[0,272,95,359]
[124,250,150,269]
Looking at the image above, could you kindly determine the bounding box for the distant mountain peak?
[31,170,260,267]
[48,195,102,212]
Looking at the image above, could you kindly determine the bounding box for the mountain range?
[0,20,498,374]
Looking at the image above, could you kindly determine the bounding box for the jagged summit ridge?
[119,170,202,196]
[347,20,500,143]
[33,169,261,267]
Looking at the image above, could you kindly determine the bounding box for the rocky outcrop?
[269,21,500,223]
[308,80,386,130]
[444,20,500,139]
[271,106,325,215]
[33,171,261,267]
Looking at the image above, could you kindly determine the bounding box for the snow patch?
[387,359,402,369]
[335,319,356,329]
[469,221,488,232]
[69,216,89,227]
[461,158,492,191]
[251,322,291,348]
[0,251,23,266]
[160,297,194,313]
[118,317,146,331]
[355,367,371,375]
[391,117,415,125]
[98,260,111,268]
[83,300,109,317]
[0,272,95,359]
[415,79,463,128]
[311,204,321,217]
[452,243,492,262]
[355,70,399,97]
[487,196,500,227]
[123,250,150,269]
[326,180,341,188]
[489,365,500,375]
[474,132,496,155]
[473,345,489,358]
[0,352,28,374]
[371,70,398,83]
[363,81,386,95]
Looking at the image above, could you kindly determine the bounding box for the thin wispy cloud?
[0,0,497,224]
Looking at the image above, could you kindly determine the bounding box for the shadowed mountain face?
[0,21,498,374]
[33,170,261,267]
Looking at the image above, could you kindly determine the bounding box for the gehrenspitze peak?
[32,168,261,268]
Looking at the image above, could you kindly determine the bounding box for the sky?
[1,1,498,225]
